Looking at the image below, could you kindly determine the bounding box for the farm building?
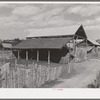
[2,39,22,50]
[2,42,12,49]
[11,25,100,64]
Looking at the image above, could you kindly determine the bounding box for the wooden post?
[75,37,77,52]
[86,39,88,48]
[37,50,39,63]
[69,41,70,48]
[3,48,5,64]
[73,38,76,54]
[5,70,7,88]
[48,50,50,64]
[26,51,28,60]
[18,50,20,59]
[11,50,13,58]
[75,37,78,55]
[86,39,88,59]
[11,50,14,59]
[15,58,17,68]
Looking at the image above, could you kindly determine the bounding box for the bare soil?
[42,58,100,88]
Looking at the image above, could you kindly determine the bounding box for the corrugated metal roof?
[26,25,80,38]
[12,37,71,49]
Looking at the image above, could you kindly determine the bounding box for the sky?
[0,3,100,40]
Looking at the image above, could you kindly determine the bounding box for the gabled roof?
[12,37,71,49]
[26,25,80,38]
[75,25,87,39]
[74,25,100,46]
[87,38,100,46]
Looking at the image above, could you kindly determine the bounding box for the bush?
[87,71,100,88]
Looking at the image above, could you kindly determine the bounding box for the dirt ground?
[42,58,100,88]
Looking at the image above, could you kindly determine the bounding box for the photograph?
[0,2,100,89]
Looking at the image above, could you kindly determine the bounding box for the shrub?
[87,71,100,88]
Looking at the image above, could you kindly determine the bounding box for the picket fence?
[0,62,62,88]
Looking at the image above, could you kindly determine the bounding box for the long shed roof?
[12,25,100,50]
[26,25,80,38]
[12,37,71,49]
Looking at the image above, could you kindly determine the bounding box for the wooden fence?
[0,62,62,88]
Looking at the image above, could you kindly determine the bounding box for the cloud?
[67,5,100,17]
[0,15,25,29]
[85,24,100,30]
[78,16,100,27]
[0,15,28,39]
[1,3,100,39]
[0,15,17,23]
[29,18,74,28]
[0,4,9,7]
[27,16,75,31]
[29,7,72,28]
[31,8,64,21]
[12,5,41,16]
[0,15,27,33]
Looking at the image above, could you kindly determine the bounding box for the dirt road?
[42,59,100,88]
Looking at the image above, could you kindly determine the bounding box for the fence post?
[34,63,38,87]
[5,64,8,88]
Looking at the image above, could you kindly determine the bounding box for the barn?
[11,25,100,64]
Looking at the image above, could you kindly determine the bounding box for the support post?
[18,50,20,59]
[11,50,13,58]
[15,58,17,67]
[69,41,70,48]
[75,37,78,54]
[86,39,88,48]
[73,39,76,55]
[86,39,88,59]
[48,50,50,64]
[26,51,28,60]
[37,50,39,62]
